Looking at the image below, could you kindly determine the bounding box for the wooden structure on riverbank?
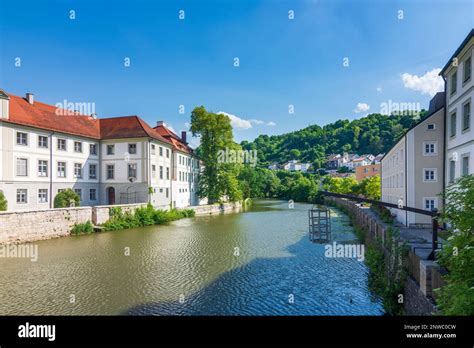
[308,206,331,243]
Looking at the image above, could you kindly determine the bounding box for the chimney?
[156,121,165,127]
[181,131,187,143]
[26,92,34,105]
[0,90,9,119]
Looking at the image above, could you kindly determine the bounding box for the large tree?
[190,106,242,203]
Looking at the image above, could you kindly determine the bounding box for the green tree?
[437,175,474,315]
[0,191,7,211]
[54,189,80,208]
[356,176,381,200]
[190,106,242,203]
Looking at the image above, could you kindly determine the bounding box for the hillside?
[240,112,428,168]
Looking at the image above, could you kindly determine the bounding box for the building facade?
[381,93,445,227]
[441,30,473,187]
[0,90,200,211]
[355,164,380,182]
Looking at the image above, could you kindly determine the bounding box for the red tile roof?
[4,93,101,139]
[0,91,177,146]
[154,124,193,154]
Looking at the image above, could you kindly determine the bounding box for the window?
[450,112,457,137]
[57,139,67,151]
[107,145,114,155]
[152,165,156,178]
[159,188,163,193]
[74,163,83,178]
[74,189,82,201]
[159,147,163,156]
[424,198,436,211]
[166,167,170,180]
[128,143,137,154]
[423,141,437,155]
[38,160,48,177]
[151,144,156,155]
[423,169,437,182]
[427,123,436,130]
[38,135,48,148]
[463,102,471,131]
[462,155,470,176]
[107,165,114,179]
[449,160,456,183]
[159,166,163,179]
[464,56,472,83]
[90,188,97,201]
[451,71,457,95]
[38,189,48,203]
[57,162,66,178]
[89,164,97,179]
[166,149,170,158]
[16,158,28,176]
[90,144,97,155]
[128,163,137,179]
[17,189,27,204]
[16,132,28,146]
[166,188,169,198]
[74,141,83,153]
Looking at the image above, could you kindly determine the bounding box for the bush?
[101,205,196,232]
[372,204,394,224]
[71,221,94,235]
[54,189,80,208]
[0,191,7,211]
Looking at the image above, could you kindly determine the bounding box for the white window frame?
[16,189,28,204]
[427,123,436,131]
[57,161,67,178]
[16,132,28,146]
[74,163,83,178]
[38,160,48,177]
[38,189,48,203]
[16,157,28,177]
[89,188,97,201]
[57,138,67,151]
[38,135,48,148]
[74,141,83,153]
[106,144,115,155]
[422,168,437,182]
[423,141,438,156]
[423,197,438,211]
[89,164,97,180]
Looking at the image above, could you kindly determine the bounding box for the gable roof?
[3,93,100,139]
[154,124,193,154]
[0,91,177,147]
[440,29,474,76]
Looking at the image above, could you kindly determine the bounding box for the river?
[0,200,383,315]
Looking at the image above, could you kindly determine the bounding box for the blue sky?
[0,0,473,145]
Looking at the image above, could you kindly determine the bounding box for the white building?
[441,30,473,186]
[381,93,445,227]
[0,90,200,211]
[281,160,311,172]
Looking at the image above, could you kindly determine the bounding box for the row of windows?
[15,158,98,179]
[449,55,472,96]
[382,173,404,189]
[151,165,170,180]
[448,153,471,183]
[449,101,471,137]
[150,144,170,158]
[16,132,98,155]
[383,141,439,172]
[178,171,198,183]
[383,195,438,212]
[15,188,97,204]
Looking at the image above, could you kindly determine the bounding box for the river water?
[0,200,383,315]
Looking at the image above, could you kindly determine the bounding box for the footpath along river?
[0,200,383,315]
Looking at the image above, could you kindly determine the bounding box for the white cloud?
[218,111,252,130]
[249,119,264,125]
[401,68,443,97]
[267,121,276,126]
[184,122,190,129]
[376,87,383,93]
[354,103,370,113]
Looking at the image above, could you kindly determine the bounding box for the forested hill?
[240,112,428,167]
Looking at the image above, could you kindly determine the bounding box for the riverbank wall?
[0,202,243,245]
[325,196,445,315]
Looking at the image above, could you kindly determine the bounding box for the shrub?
[54,189,80,208]
[71,221,94,235]
[0,191,7,211]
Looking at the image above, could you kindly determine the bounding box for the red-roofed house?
[0,90,200,211]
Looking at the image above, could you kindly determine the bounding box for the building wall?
[0,123,100,210]
[172,151,199,208]
[355,164,380,182]
[381,137,407,225]
[444,38,473,185]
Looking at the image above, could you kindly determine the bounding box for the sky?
[0,0,473,146]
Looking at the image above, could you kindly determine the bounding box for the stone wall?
[325,196,438,315]
[0,201,244,245]
[0,207,92,245]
